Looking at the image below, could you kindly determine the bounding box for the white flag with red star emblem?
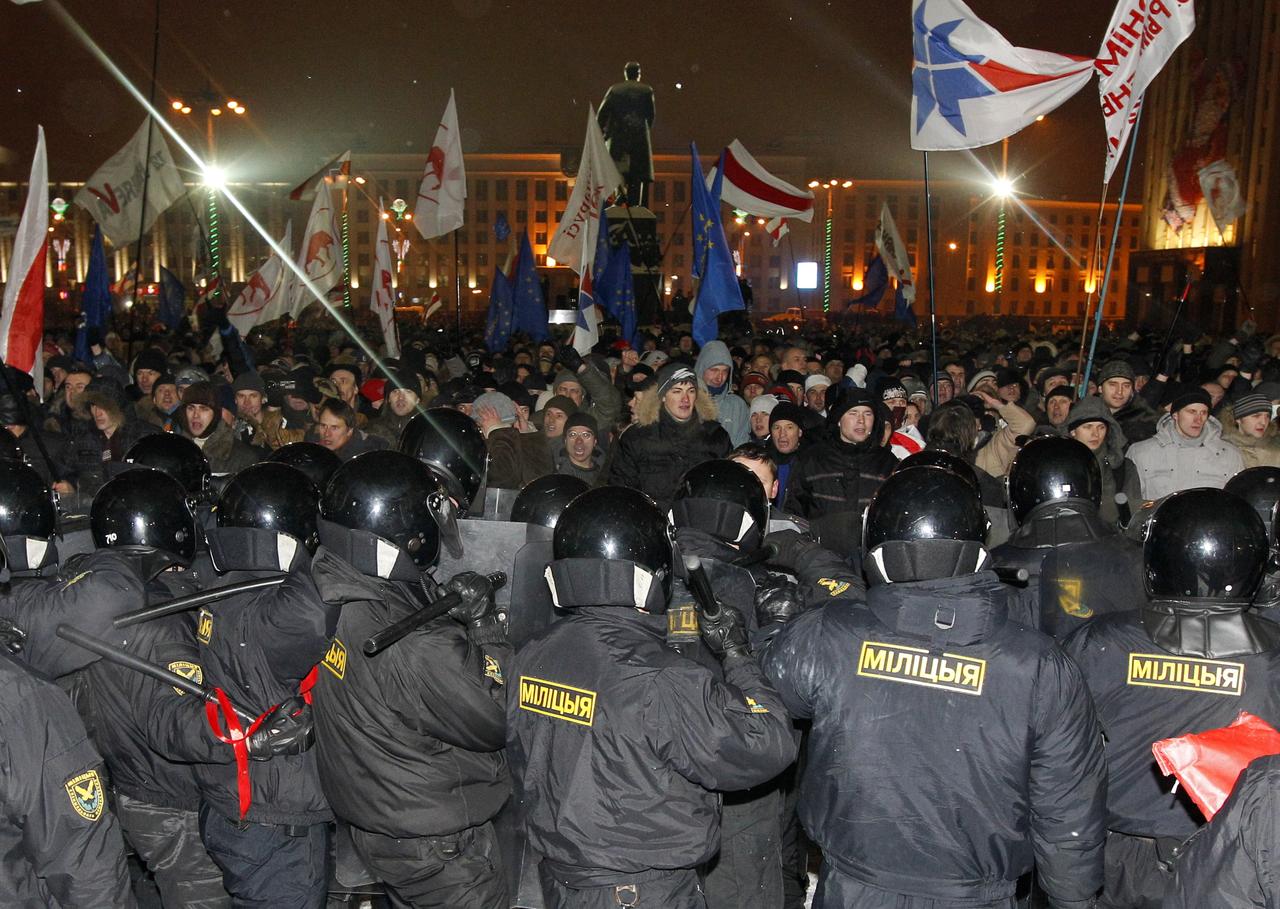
[227,222,293,334]
[289,178,342,315]
[369,203,400,358]
[413,89,467,240]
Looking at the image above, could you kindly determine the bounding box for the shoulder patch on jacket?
[167,661,202,696]
[196,608,213,645]
[322,638,347,680]
[745,696,770,714]
[817,578,851,597]
[58,570,91,592]
[65,769,104,821]
[484,654,504,685]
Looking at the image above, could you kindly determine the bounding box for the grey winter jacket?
[1127,413,1244,500]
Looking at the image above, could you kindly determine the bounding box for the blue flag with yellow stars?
[484,266,515,352]
[590,205,640,349]
[690,143,743,347]
[76,225,112,362]
[511,232,549,341]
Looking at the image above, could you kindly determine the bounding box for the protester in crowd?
[550,346,623,436]
[327,362,373,420]
[366,367,423,446]
[1096,359,1159,446]
[145,373,182,432]
[311,397,387,462]
[1128,386,1244,500]
[476,390,552,489]
[803,374,831,414]
[1041,385,1075,432]
[128,347,168,422]
[179,381,262,474]
[749,394,779,442]
[694,339,749,446]
[1222,391,1280,469]
[68,378,159,494]
[553,412,606,486]
[1061,396,1143,524]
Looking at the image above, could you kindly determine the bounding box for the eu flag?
[690,144,744,347]
[158,266,186,331]
[590,206,639,348]
[76,225,112,363]
[511,232,549,342]
[484,266,514,352]
[493,212,511,242]
[846,256,888,310]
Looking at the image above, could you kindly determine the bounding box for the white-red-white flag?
[709,141,815,222]
[1096,0,1196,183]
[0,127,48,391]
[549,107,623,273]
[765,216,790,246]
[370,204,400,358]
[227,222,294,334]
[73,118,187,246]
[289,177,343,315]
[413,90,467,240]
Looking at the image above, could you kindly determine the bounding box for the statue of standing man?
[597,62,655,208]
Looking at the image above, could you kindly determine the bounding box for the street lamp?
[809,178,854,315]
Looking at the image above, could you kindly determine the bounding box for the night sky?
[1,0,1130,197]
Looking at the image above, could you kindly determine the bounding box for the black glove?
[446,571,497,628]
[0,617,25,655]
[756,580,805,627]
[700,605,751,665]
[764,529,816,572]
[245,697,314,760]
[557,345,584,373]
[1160,343,1182,380]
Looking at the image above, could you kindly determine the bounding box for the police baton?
[54,624,258,723]
[728,541,779,569]
[682,555,723,620]
[113,576,287,628]
[362,572,507,657]
[993,566,1030,588]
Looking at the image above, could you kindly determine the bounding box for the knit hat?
[901,376,928,401]
[553,370,582,393]
[827,386,877,425]
[230,370,266,394]
[966,369,997,391]
[1169,386,1213,414]
[541,394,579,416]
[776,369,806,388]
[181,381,218,410]
[1066,396,1111,431]
[472,391,517,426]
[848,363,869,388]
[804,374,832,393]
[749,394,780,417]
[1232,392,1272,420]
[994,367,1023,389]
[564,412,598,436]
[879,380,908,403]
[1098,359,1136,384]
[769,401,806,431]
[655,363,697,397]
[741,371,770,392]
[1045,385,1075,407]
[279,366,322,404]
[133,348,168,375]
[360,378,387,404]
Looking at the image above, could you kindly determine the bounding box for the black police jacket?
[310,548,511,838]
[0,652,134,907]
[507,607,797,876]
[0,549,147,679]
[760,571,1107,905]
[1166,752,1280,909]
[1063,608,1280,840]
[992,502,1144,639]
[188,562,336,827]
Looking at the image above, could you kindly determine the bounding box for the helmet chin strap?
[867,540,990,585]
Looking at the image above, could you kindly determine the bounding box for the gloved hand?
[1160,344,1182,380]
[700,605,751,665]
[764,529,816,572]
[446,571,497,628]
[557,345,584,373]
[246,697,314,760]
[756,580,805,627]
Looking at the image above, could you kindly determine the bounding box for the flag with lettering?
[1096,0,1196,183]
[74,119,186,246]
[414,89,467,240]
[911,0,1095,151]
[229,223,294,334]
[0,127,48,390]
[370,203,400,358]
[75,225,111,362]
[548,107,623,273]
[876,203,916,304]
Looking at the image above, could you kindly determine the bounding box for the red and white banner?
[549,106,623,274]
[289,178,343,315]
[413,89,467,240]
[227,222,293,334]
[73,119,186,246]
[766,216,790,246]
[876,203,916,304]
[1199,160,1245,230]
[370,204,400,358]
[287,151,350,202]
[911,0,1095,151]
[1096,0,1196,183]
[710,140,814,222]
[0,127,48,391]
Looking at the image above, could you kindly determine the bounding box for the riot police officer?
[1063,488,1280,908]
[1223,466,1280,614]
[266,440,343,490]
[507,486,797,908]
[761,465,1107,908]
[398,407,488,515]
[993,437,1144,638]
[192,462,334,907]
[310,450,511,908]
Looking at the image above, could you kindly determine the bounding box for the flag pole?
[126,0,162,365]
[1072,190,1110,390]
[340,181,352,308]
[453,229,463,348]
[1081,105,1145,395]
[922,151,939,403]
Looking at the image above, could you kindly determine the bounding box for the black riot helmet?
[397,409,487,514]
[863,465,990,585]
[510,474,589,531]
[91,467,197,566]
[209,463,320,571]
[895,448,980,493]
[1224,467,1280,539]
[1006,437,1102,525]
[1144,488,1268,602]
[0,459,59,571]
[267,442,342,491]
[549,486,675,613]
[125,432,211,494]
[318,450,462,581]
[670,459,770,549]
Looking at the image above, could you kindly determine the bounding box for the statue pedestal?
[604,205,663,326]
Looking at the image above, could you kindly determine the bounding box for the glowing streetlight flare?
[991,176,1015,198]
[807,180,820,188]
[170,99,183,110]
[181,106,191,114]
[202,165,227,189]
